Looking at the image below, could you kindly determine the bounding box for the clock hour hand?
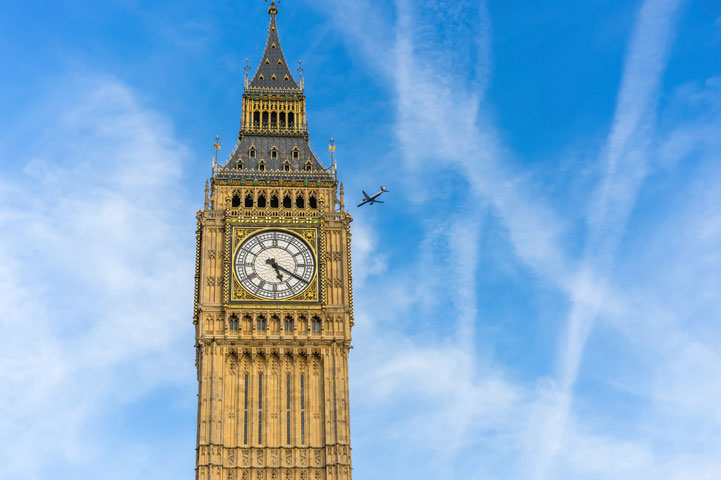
[266,258,307,283]
[265,258,284,281]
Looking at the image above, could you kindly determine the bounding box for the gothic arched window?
[311,316,321,333]
[270,194,279,208]
[245,194,253,208]
[232,194,241,208]
[309,195,317,209]
[229,314,239,331]
[283,195,292,209]
[295,195,305,209]
[257,315,267,331]
[284,316,294,331]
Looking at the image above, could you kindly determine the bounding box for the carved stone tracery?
[195,5,354,480]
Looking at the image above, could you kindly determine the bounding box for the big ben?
[193,3,354,480]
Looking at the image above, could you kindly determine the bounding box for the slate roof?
[248,4,299,90]
[213,2,333,183]
[216,135,333,182]
[232,135,321,169]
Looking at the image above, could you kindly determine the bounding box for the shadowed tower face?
[193,3,354,480]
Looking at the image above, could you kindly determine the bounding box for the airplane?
[357,185,389,207]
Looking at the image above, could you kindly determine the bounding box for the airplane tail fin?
[381,184,389,192]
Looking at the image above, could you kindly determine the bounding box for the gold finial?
[297,60,304,89]
[265,0,278,15]
[328,137,336,176]
[244,58,250,88]
[212,135,221,171]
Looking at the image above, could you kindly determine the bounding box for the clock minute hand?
[274,263,308,283]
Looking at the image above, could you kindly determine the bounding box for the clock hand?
[266,258,307,283]
[274,263,308,283]
[265,258,284,281]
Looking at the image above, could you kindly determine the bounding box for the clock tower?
[193,3,354,480]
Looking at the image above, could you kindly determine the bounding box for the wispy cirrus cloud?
[313,0,721,479]
[0,76,194,479]
[534,0,686,477]
[313,1,572,477]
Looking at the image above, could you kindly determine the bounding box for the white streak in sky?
[532,0,685,478]
[0,76,193,478]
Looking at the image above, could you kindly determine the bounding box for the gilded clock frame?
[223,218,325,307]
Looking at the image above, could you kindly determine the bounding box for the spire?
[249,1,299,90]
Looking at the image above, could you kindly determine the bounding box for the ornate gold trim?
[224,221,325,306]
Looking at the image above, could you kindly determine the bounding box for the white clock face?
[234,230,315,300]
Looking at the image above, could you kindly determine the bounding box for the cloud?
[316,1,721,479]
[0,76,194,478]
[531,0,686,477]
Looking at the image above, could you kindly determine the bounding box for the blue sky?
[1,0,721,479]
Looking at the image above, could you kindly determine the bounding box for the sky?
[1,0,721,479]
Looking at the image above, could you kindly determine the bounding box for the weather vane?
[244,58,250,88]
[329,138,336,176]
[297,60,304,88]
[213,135,221,171]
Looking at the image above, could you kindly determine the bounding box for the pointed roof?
[249,1,299,90]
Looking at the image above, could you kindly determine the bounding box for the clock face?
[234,230,316,300]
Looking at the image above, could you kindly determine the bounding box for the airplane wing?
[362,190,371,200]
[371,200,384,204]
